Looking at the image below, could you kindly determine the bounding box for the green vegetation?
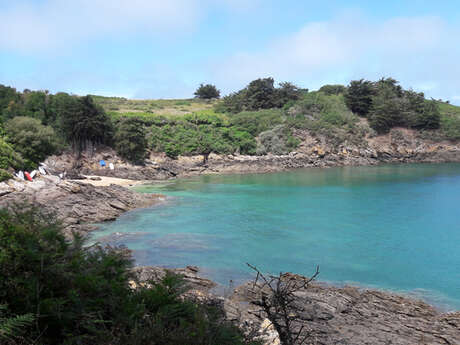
[5,117,60,169]
[318,84,346,96]
[58,95,113,154]
[436,101,460,140]
[114,117,147,163]
[257,125,300,155]
[91,95,214,116]
[344,78,441,134]
[0,205,259,345]
[0,134,24,180]
[215,78,304,113]
[149,111,257,159]
[194,83,220,99]
[0,76,459,175]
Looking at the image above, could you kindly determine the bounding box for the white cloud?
[211,14,459,103]
[0,0,201,53]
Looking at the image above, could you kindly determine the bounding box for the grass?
[92,95,216,116]
[435,101,460,140]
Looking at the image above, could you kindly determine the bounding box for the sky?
[1,0,460,103]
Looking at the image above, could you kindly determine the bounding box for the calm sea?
[92,163,460,310]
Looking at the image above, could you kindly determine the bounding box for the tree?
[194,84,221,99]
[23,91,48,122]
[244,77,277,110]
[0,85,22,122]
[368,85,404,133]
[274,82,302,108]
[344,79,374,117]
[114,117,147,163]
[58,95,113,155]
[318,84,346,95]
[5,116,60,168]
[216,78,301,113]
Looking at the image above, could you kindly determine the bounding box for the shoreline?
[136,265,460,345]
[85,163,460,314]
[2,161,460,344]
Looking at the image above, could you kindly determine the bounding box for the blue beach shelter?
[99,159,106,167]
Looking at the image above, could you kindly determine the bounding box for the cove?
[92,163,460,310]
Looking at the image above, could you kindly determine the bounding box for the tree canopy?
[194,84,220,99]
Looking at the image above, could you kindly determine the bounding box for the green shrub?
[257,125,299,155]
[0,136,24,171]
[5,116,60,168]
[0,169,12,182]
[0,205,258,345]
[229,109,284,136]
[114,117,147,164]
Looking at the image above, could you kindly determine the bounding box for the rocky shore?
[136,266,460,345]
[39,127,460,181]
[1,126,460,344]
[0,174,162,235]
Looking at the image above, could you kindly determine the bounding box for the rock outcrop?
[0,175,161,235]
[138,267,459,345]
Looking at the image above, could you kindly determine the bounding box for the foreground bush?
[0,205,258,345]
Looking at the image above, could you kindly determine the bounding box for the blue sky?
[1,0,460,103]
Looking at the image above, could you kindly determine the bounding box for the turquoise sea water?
[92,163,460,310]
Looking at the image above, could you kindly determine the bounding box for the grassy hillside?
[2,80,460,171]
[436,101,460,140]
[91,95,215,116]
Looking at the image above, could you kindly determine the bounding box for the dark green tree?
[58,95,113,154]
[274,82,303,108]
[215,78,301,113]
[368,85,404,133]
[114,117,147,163]
[318,84,346,95]
[0,85,23,122]
[344,79,374,117]
[23,91,48,122]
[414,100,441,129]
[244,77,276,110]
[194,84,220,99]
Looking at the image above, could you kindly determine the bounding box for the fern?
[0,304,34,340]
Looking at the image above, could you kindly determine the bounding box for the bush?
[0,205,258,345]
[0,136,24,171]
[114,117,147,164]
[5,117,60,168]
[194,84,220,100]
[0,169,12,182]
[229,109,284,136]
[148,113,257,159]
[257,125,299,155]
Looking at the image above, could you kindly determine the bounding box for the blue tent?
[99,160,106,167]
